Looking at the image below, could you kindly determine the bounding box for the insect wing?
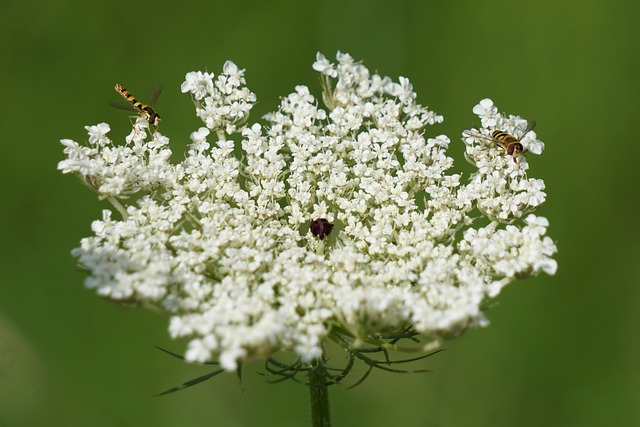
[462,129,493,144]
[521,120,536,137]
[110,101,138,112]
[148,84,163,107]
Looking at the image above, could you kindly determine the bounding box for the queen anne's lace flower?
[59,53,557,371]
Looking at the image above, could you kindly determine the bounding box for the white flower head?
[60,53,556,372]
[181,71,215,100]
[181,64,256,134]
[472,98,499,128]
[312,52,337,78]
[85,123,111,146]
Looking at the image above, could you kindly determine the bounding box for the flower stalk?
[309,360,332,427]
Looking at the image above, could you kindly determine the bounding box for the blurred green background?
[1,0,638,425]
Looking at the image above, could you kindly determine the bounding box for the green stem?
[107,195,128,219]
[309,360,332,427]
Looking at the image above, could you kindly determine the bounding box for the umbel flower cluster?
[59,52,557,371]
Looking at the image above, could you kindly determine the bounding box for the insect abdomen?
[115,84,145,112]
[491,130,518,144]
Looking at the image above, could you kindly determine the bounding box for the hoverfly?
[112,83,162,132]
[464,120,536,164]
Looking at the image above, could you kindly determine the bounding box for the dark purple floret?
[310,218,334,240]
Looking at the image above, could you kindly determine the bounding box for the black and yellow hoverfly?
[464,120,536,163]
[112,83,162,131]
